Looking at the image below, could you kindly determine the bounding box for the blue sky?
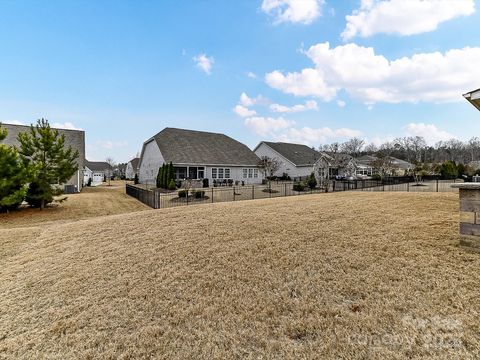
[1,0,480,162]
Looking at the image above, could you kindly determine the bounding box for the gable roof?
[257,141,321,167]
[463,88,480,111]
[85,160,112,172]
[129,157,140,170]
[147,128,260,166]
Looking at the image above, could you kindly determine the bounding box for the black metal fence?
[127,183,326,209]
[127,177,460,209]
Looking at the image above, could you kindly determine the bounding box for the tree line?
[0,119,79,212]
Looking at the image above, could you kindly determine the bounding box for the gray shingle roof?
[150,128,260,166]
[260,141,321,166]
[85,160,112,172]
[129,157,140,170]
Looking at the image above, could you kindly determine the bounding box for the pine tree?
[17,119,79,210]
[0,125,31,212]
[162,163,168,189]
[156,165,163,188]
[168,161,175,185]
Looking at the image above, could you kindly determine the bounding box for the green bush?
[307,172,317,189]
[134,173,139,185]
[178,190,188,198]
[168,179,176,190]
[371,173,382,181]
[194,190,205,199]
[293,182,305,192]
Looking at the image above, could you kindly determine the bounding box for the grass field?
[0,181,149,229]
[1,191,479,359]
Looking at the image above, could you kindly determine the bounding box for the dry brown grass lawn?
[1,191,479,359]
[0,181,149,229]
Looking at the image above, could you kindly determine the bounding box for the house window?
[212,168,217,179]
[188,167,198,179]
[254,169,258,178]
[243,169,248,178]
[224,168,230,179]
[198,167,205,179]
[174,167,187,180]
[218,168,224,179]
[248,169,253,178]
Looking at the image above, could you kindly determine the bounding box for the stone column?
[452,183,480,252]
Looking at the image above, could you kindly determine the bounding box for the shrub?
[280,173,291,181]
[194,190,205,199]
[202,178,209,188]
[178,190,188,198]
[168,179,176,190]
[371,173,382,181]
[293,182,305,192]
[134,173,139,184]
[307,172,317,189]
[87,178,92,187]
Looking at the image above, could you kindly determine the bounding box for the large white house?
[138,127,263,186]
[125,157,140,180]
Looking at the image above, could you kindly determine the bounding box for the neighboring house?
[138,127,263,186]
[357,155,413,176]
[254,141,358,181]
[125,157,140,180]
[254,141,320,180]
[1,123,85,192]
[464,88,480,111]
[84,161,113,186]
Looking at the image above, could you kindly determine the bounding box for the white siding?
[254,142,314,179]
[139,140,165,184]
[125,162,136,179]
[206,166,263,185]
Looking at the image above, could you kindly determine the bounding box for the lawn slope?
[1,192,479,359]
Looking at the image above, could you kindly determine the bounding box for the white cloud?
[247,71,257,79]
[342,0,475,40]
[273,126,362,145]
[51,122,82,130]
[404,123,456,145]
[233,105,257,117]
[261,0,324,24]
[193,53,214,75]
[270,100,318,113]
[336,100,346,107]
[265,68,337,100]
[244,116,293,136]
[265,42,480,104]
[239,92,269,107]
[1,120,24,125]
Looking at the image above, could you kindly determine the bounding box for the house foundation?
[452,183,480,252]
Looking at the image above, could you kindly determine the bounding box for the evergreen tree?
[134,173,139,185]
[162,163,168,188]
[169,161,175,184]
[156,165,163,188]
[307,172,317,189]
[0,125,31,211]
[17,119,79,209]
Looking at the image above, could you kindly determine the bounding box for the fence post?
[333,181,336,192]
[212,188,214,203]
[407,181,409,192]
[233,186,236,201]
[285,183,287,196]
[252,185,255,200]
[436,179,439,192]
[186,190,189,205]
[382,180,385,192]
